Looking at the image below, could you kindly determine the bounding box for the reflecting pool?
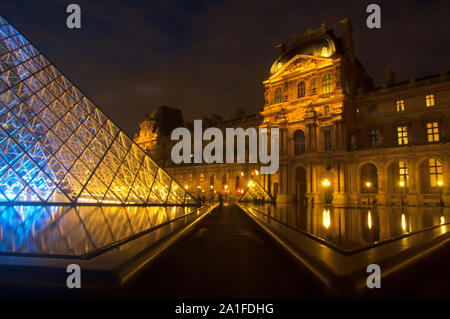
[242,203,450,253]
[0,205,199,258]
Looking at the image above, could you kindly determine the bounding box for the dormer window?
[426,94,435,107]
[396,100,405,112]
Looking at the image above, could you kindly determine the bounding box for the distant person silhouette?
[218,193,223,210]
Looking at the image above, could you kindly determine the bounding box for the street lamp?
[438,180,444,207]
[399,181,405,208]
[322,179,331,204]
[365,181,372,207]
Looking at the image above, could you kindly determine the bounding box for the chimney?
[384,68,396,86]
[276,43,287,58]
[340,18,355,63]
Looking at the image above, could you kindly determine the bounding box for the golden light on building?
[240,171,244,177]
[438,180,443,187]
[440,216,445,225]
[366,181,372,188]
[368,210,372,229]
[322,179,331,187]
[255,170,259,176]
[399,181,405,187]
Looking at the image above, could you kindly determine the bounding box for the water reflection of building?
[135,19,449,207]
[242,204,449,252]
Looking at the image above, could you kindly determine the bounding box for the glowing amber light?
[440,216,445,225]
[438,181,443,187]
[323,209,331,229]
[368,210,372,229]
[401,214,407,232]
[255,170,259,176]
[366,181,372,188]
[322,179,331,187]
[399,181,405,187]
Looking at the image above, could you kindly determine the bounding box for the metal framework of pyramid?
[0,15,196,205]
[239,179,274,202]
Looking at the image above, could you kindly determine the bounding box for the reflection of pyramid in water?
[239,180,274,202]
[0,15,196,205]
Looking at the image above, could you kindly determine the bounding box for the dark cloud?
[1,0,449,136]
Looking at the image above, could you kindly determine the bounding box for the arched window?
[297,81,306,98]
[274,87,282,104]
[294,130,305,155]
[429,158,443,187]
[322,74,332,94]
[222,173,227,187]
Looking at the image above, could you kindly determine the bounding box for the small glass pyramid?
[0,15,196,205]
[239,179,274,202]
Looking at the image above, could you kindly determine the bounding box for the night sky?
[1,0,449,136]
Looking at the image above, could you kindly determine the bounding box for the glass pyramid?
[0,15,196,205]
[239,179,274,202]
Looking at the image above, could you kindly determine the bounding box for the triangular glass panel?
[238,179,274,202]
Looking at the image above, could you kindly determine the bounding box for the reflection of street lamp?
[322,179,331,204]
[365,181,372,207]
[399,181,405,208]
[438,180,444,207]
[323,209,331,229]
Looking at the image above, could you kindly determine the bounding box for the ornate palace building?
[135,18,450,207]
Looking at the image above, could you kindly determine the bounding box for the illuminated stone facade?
[135,19,450,207]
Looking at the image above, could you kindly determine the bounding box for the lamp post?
[322,179,331,204]
[365,181,372,207]
[438,180,444,207]
[399,181,405,208]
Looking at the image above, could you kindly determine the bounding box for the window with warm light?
[397,126,408,145]
[322,74,332,94]
[429,158,443,187]
[199,173,205,187]
[427,121,439,143]
[399,160,409,185]
[274,87,282,104]
[297,81,305,98]
[426,94,435,107]
[396,100,405,112]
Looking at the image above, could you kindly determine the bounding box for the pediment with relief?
[268,54,333,81]
[285,57,317,72]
